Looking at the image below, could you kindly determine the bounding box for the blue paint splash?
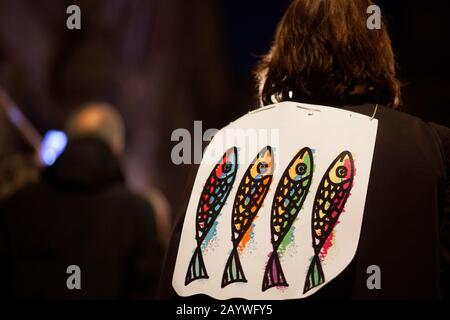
[201,220,219,252]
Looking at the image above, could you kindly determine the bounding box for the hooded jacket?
[0,137,163,299]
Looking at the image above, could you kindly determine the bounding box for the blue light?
[40,130,68,166]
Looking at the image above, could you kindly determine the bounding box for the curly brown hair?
[256,0,401,108]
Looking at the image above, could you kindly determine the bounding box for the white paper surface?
[172,101,378,300]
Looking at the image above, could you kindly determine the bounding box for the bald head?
[66,102,125,155]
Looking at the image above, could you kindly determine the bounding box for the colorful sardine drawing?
[262,147,314,292]
[221,146,274,288]
[185,147,238,285]
[303,151,355,293]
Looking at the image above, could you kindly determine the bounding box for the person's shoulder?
[428,122,450,171]
[376,105,449,173]
[92,185,158,237]
[105,185,154,216]
[377,105,429,125]
[428,122,450,142]
[344,103,427,127]
[374,105,449,141]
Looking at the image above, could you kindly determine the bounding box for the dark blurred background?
[0,0,449,220]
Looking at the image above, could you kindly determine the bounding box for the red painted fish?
[185,147,238,285]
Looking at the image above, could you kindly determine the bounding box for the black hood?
[43,137,125,190]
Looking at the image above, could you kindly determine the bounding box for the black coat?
[159,104,450,300]
[0,137,163,299]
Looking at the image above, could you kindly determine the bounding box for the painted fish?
[185,147,238,285]
[262,147,314,291]
[303,151,355,293]
[221,146,274,288]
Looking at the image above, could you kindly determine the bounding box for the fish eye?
[257,161,269,174]
[222,162,232,173]
[296,163,307,176]
[336,165,348,178]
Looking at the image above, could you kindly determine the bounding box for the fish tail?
[185,246,208,285]
[303,254,325,293]
[221,247,247,288]
[262,250,288,291]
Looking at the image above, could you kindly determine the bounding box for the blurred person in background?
[0,102,163,299]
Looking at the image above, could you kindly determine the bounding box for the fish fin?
[303,254,325,293]
[262,250,288,291]
[185,247,209,285]
[221,247,247,288]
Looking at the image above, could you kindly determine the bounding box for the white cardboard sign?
[172,101,378,300]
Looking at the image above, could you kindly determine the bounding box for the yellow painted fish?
[262,147,314,291]
[222,146,274,288]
